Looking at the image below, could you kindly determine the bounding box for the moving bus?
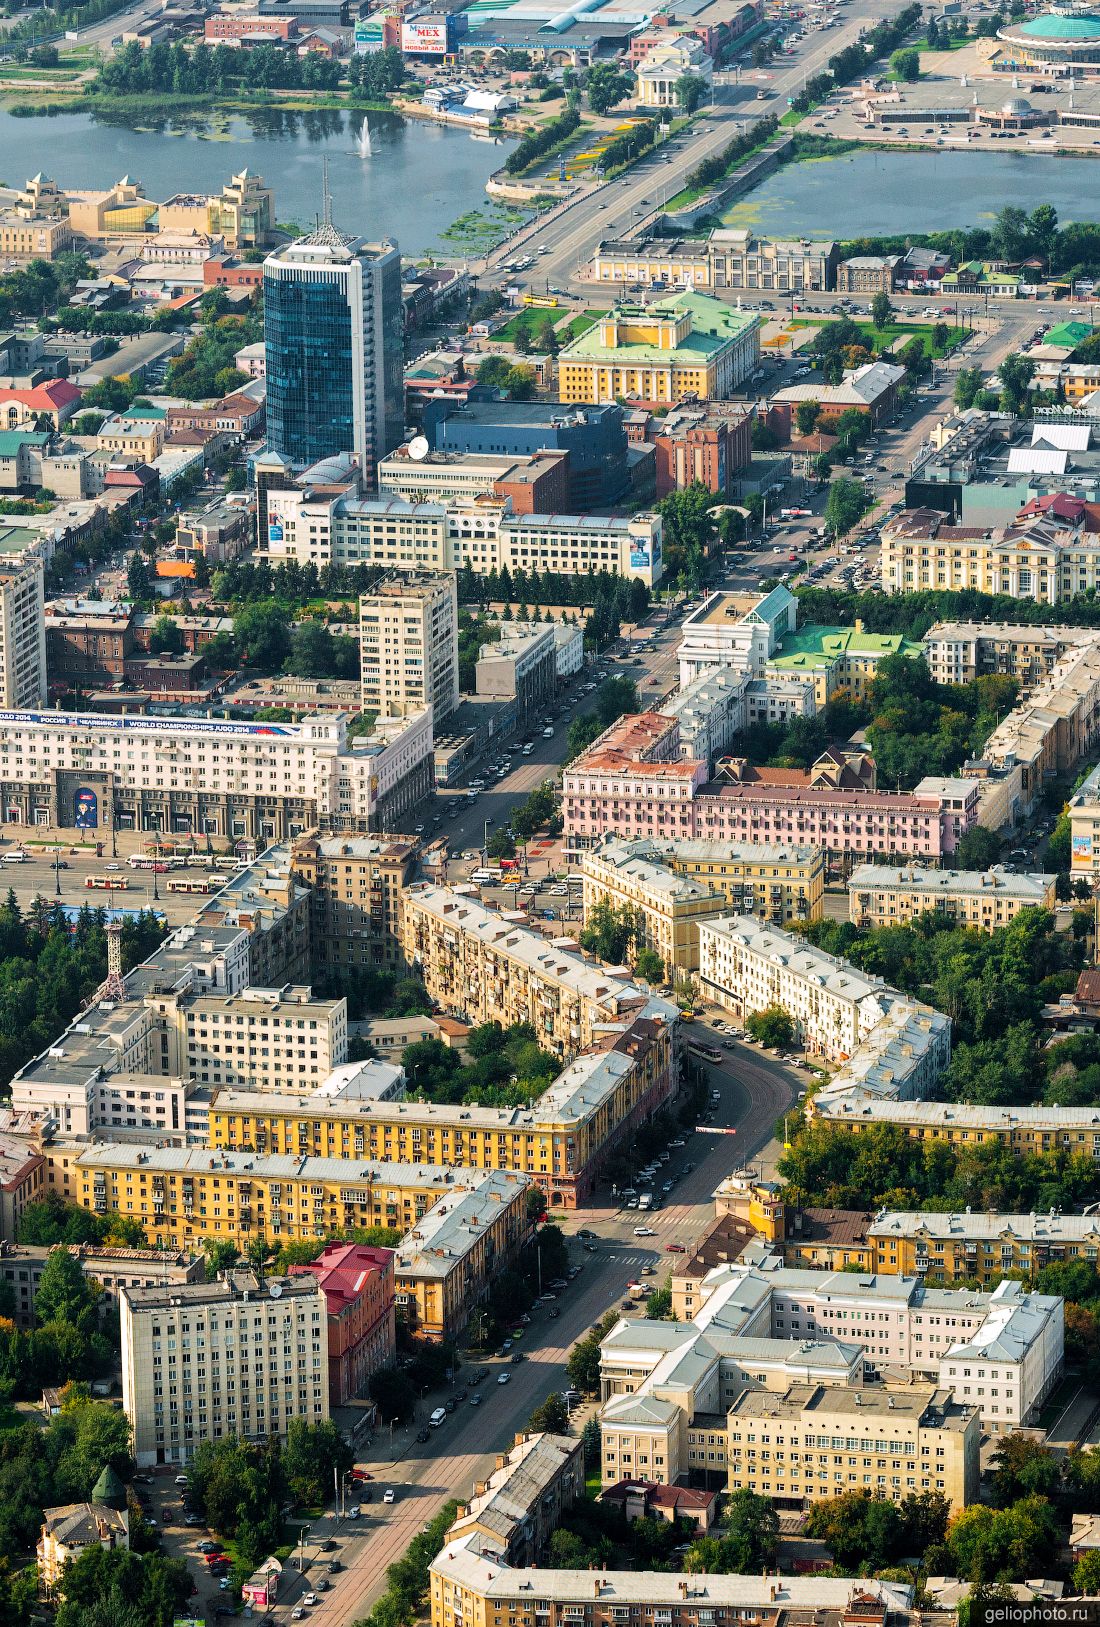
[166,878,211,895]
[86,875,127,890]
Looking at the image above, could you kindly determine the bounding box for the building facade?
[0,554,46,708]
[359,571,459,723]
[289,830,416,972]
[557,295,760,408]
[847,864,1056,929]
[288,1241,396,1403]
[120,1270,329,1466]
[263,228,403,484]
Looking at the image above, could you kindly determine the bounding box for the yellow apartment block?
[725,1382,980,1513]
[808,1095,1100,1162]
[43,1141,504,1251]
[207,1009,676,1210]
[393,1171,531,1339]
[579,842,729,975]
[867,1209,1100,1285]
[847,864,1056,931]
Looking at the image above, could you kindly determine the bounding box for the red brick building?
[494,450,571,515]
[653,404,751,498]
[203,257,265,292]
[205,14,298,39]
[290,1243,396,1406]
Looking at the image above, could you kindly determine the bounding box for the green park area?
[790,317,971,360]
[494,307,597,346]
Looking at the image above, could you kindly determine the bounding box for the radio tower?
[102,920,126,1001]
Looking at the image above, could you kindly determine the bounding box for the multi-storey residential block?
[848,864,1056,930]
[359,571,458,723]
[808,1094,1100,1163]
[663,667,749,766]
[881,508,1100,603]
[120,1270,329,1466]
[580,837,822,974]
[0,554,46,707]
[399,883,677,1056]
[289,831,416,972]
[867,1210,1100,1286]
[723,1382,979,1511]
[289,1242,392,1400]
[158,985,346,1092]
[444,1431,584,1567]
[207,1012,675,1210]
[0,707,433,841]
[431,1549,914,1627]
[393,1171,532,1338]
[475,626,556,732]
[557,295,760,408]
[921,620,1100,691]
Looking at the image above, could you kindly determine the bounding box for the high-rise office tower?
[263,213,403,487]
[0,553,45,708]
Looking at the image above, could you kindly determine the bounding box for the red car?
[665,1243,686,1253]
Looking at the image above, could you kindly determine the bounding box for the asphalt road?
[205,1024,797,1627]
[0,844,229,924]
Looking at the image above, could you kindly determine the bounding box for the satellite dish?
[408,435,430,461]
[269,1282,283,1298]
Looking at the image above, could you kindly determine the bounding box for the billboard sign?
[268,518,284,544]
[74,788,98,830]
[402,17,449,52]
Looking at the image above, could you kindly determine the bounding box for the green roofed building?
[767,621,921,704]
[997,8,1100,69]
[557,290,760,408]
[1044,319,1095,352]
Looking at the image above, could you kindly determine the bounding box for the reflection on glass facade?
[263,232,402,485]
[265,272,357,468]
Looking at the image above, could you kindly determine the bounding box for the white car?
[634,1225,656,1237]
[497,1371,511,1385]
[383,1489,396,1505]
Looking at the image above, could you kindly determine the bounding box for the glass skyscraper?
[263,223,403,489]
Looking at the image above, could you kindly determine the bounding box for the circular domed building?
[996,5,1100,73]
[978,92,1048,126]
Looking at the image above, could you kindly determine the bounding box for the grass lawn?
[789,316,971,359]
[585,1465,602,1499]
[495,308,595,345]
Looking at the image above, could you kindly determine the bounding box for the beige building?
[558,294,759,408]
[724,1381,979,1512]
[444,1432,585,1567]
[848,864,1056,930]
[591,232,839,295]
[158,169,274,250]
[96,413,166,461]
[580,839,729,976]
[881,510,1100,603]
[399,883,674,1055]
[359,571,459,723]
[921,620,1100,691]
[290,830,417,972]
[0,210,73,261]
[38,1503,129,1589]
[0,554,46,708]
[120,1270,328,1466]
[392,1170,532,1339]
[431,1538,915,1627]
[158,984,347,1092]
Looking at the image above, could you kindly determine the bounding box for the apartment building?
[880,508,1100,602]
[0,706,433,840]
[393,1170,532,1338]
[0,1241,202,1327]
[868,1210,1100,1286]
[921,620,1100,691]
[120,1270,329,1466]
[580,838,821,975]
[848,864,1056,930]
[0,554,46,708]
[601,1263,1060,1445]
[289,831,417,972]
[288,1243,394,1402]
[663,667,749,766]
[475,626,556,732]
[724,1382,979,1512]
[46,1141,521,1252]
[156,985,347,1092]
[443,1431,585,1568]
[809,1094,1100,1165]
[399,883,676,1056]
[697,915,947,1064]
[1068,757,1100,874]
[359,572,458,724]
[207,1012,676,1210]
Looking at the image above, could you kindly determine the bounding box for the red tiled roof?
[0,378,81,409]
[288,1242,393,1312]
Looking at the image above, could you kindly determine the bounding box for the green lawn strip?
[788,316,971,359]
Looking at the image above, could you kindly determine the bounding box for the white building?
[600,1264,1061,1441]
[0,705,433,839]
[359,571,458,723]
[663,666,748,765]
[678,585,797,688]
[635,34,713,107]
[121,1270,329,1466]
[0,554,45,708]
[510,620,584,681]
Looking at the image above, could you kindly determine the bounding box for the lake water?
[0,105,516,254]
[722,147,1100,237]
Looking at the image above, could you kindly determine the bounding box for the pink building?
[564,713,947,865]
[289,1243,396,1406]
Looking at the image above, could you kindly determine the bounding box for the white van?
[429,1407,448,1428]
[471,868,502,885]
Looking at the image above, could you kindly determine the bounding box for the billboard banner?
[402,17,449,52]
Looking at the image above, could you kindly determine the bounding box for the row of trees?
[841,203,1100,282]
[0,252,91,329]
[346,47,408,99]
[455,564,650,621]
[579,899,664,984]
[476,354,538,400]
[565,674,639,761]
[164,292,261,400]
[95,38,341,95]
[681,114,779,195]
[0,1247,118,1398]
[599,114,660,172]
[505,107,581,175]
